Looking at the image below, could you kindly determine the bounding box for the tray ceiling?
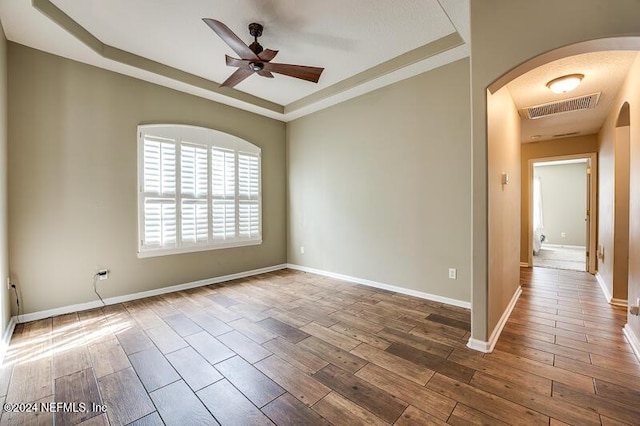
[0,0,470,121]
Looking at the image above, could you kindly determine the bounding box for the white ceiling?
[507,51,639,143]
[0,0,470,121]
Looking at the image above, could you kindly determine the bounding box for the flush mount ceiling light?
[546,74,584,94]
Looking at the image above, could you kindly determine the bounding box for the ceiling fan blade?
[221,67,254,88]
[257,70,275,78]
[225,55,246,68]
[203,18,259,61]
[258,49,279,62]
[262,62,324,83]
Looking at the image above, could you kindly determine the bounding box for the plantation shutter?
[181,143,209,244]
[238,152,260,239]
[212,148,236,240]
[142,135,177,248]
[138,125,261,257]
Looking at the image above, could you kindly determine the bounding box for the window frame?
[137,124,262,258]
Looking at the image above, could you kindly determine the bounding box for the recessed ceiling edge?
[31,0,468,122]
[32,0,284,115]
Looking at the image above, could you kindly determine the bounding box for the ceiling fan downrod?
[248,22,264,55]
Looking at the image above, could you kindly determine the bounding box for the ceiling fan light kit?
[203,18,325,88]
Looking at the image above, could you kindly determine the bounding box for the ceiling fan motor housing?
[249,41,263,55]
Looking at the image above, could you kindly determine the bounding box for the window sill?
[137,239,262,258]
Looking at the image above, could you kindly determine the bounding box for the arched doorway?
[487,43,638,304]
[471,36,640,352]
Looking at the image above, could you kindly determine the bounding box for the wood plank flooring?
[1,267,638,425]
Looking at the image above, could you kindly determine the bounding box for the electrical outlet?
[561,232,567,238]
[448,268,457,279]
[97,269,109,281]
[6,277,10,291]
[300,246,305,254]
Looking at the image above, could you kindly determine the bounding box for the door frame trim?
[527,152,598,273]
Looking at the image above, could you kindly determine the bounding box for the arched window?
[137,124,261,257]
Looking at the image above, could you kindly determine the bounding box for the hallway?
[484,267,640,424]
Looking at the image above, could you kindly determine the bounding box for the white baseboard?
[610,298,628,307]
[466,337,492,353]
[0,316,17,365]
[467,286,522,353]
[541,243,585,249]
[15,264,288,323]
[595,272,627,306]
[623,324,640,363]
[596,272,612,302]
[286,263,470,309]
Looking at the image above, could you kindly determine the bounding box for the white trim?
[595,272,612,302]
[533,158,588,167]
[610,298,628,307]
[466,337,492,353]
[467,286,522,353]
[520,262,530,268]
[594,272,627,306]
[286,263,471,309]
[137,239,262,258]
[623,324,640,363]
[540,243,586,250]
[16,264,287,323]
[0,316,17,364]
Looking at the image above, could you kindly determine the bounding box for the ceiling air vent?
[521,92,601,119]
[552,131,580,138]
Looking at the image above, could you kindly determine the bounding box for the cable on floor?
[93,274,106,306]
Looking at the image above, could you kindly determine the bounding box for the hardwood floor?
[1,267,638,425]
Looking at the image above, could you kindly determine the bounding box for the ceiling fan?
[203,19,325,88]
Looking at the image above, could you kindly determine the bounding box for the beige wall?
[598,55,640,308]
[0,23,9,333]
[470,0,640,342]
[598,119,616,297]
[287,58,471,303]
[534,163,587,247]
[613,127,630,300]
[624,56,640,343]
[613,126,630,300]
[520,135,598,264]
[8,44,287,314]
[487,87,521,335]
